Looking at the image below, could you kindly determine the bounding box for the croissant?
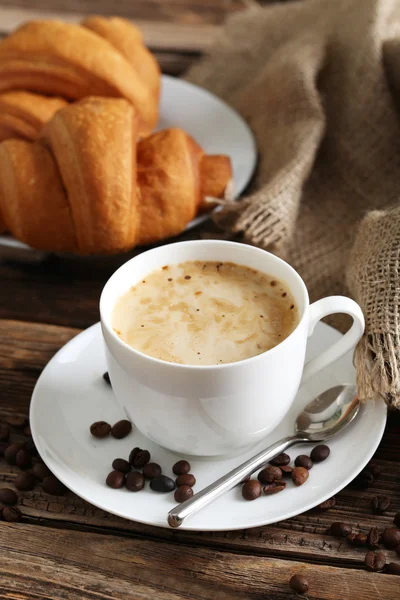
[0,17,160,136]
[0,97,232,254]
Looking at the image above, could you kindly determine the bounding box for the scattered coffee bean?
[33,463,52,481]
[263,480,286,495]
[174,485,194,503]
[365,550,386,572]
[112,458,131,474]
[0,441,8,456]
[316,497,336,511]
[6,415,28,428]
[310,445,330,463]
[23,438,38,456]
[382,528,400,550]
[291,467,309,487]
[106,471,125,489]
[0,488,18,505]
[386,562,400,576]
[347,533,367,547]
[280,465,293,477]
[295,455,313,470]
[111,420,132,440]
[23,425,32,437]
[176,473,196,487]
[126,471,145,492]
[371,495,391,515]
[242,480,262,501]
[90,421,111,438]
[3,506,22,522]
[143,463,162,480]
[4,443,23,465]
[367,527,380,550]
[129,447,140,465]
[15,472,35,491]
[270,453,290,467]
[103,372,111,386]
[0,424,10,442]
[352,468,374,489]
[15,449,32,469]
[131,449,151,468]
[42,475,67,496]
[258,466,282,484]
[173,460,191,475]
[394,513,400,528]
[330,522,352,537]
[367,463,381,478]
[150,475,175,493]
[289,574,309,595]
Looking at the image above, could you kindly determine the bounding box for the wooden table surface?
[1,1,400,598]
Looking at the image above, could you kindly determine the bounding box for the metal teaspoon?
[168,384,359,528]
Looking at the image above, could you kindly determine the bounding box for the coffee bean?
[173,460,191,475]
[3,506,22,522]
[394,513,400,527]
[242,480,262,501]
[32,463,51,481]
[90,421,111,438]
[258,466,282,484]
[150,475,175,493]
[0,441,8,456]
[126,471,145,492]
[367,527,380,550]
[289,574,309,595]
[270,453,290,467]
[310,445,330,463]
[263,480,286,495]
[4,443,23,465]
[103,372,111,386]
[0,488,18,505]
[347,533,367,547]
[15,472,35,491]
[365,550,386,572]
[330,522,352,537]
[295,455,313,470]
[382,528,400,550]
[0,424,10,442]
[24,438,38,456]
[174,485,194,503]
[316,497,336,510]
[111,420,132,440]
[129,447,140,465]
[386,562,400,576]
[15,449,32,469]
[143,463,162,480]
[352,468,374,489]
[367,463,381,478]
[6,415,28,428]
[112,458,131,474]
[42,475,67,496]
[371,495,391,515]
[23,425,32,437]
[131,449,151,468]
[176,473,196,487]
[105,471,125,489]
[291,467,309,486]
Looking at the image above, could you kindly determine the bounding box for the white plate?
[0,75,256,252]
[30,321,386,531]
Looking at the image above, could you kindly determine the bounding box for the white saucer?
[30,322,386,532]
[0,75,256,252]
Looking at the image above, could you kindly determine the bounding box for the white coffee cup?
[100,240,364,457]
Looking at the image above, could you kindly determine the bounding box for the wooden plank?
[0,522,399,600]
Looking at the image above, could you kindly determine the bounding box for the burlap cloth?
[185,0,400,407]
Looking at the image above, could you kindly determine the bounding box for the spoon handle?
[168,434,308,528]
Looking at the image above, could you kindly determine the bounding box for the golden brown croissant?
[0,17,160,136]
[0,97,232,254]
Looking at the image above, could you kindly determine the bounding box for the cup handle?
[301,296,365,384]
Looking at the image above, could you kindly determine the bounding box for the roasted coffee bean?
[316,497,336,510]
[6,415,28,428]
[24,438,38,456]
[105,471,125,489]
[310,445,330,463]
[129,447,140,465]
[15,449,32,469]
[367,463,381,478]
[111,420,132,440]
[3,506,22,522]
[295,455,313,470]
[143,463,162,480]
[4,443,23,465]
[0,441,8,456]
[386,562,400,576]
[150,475,175,493]
[371,495,391,515]
[394,513,400,527]
[112,458,131,474]
[176,473,196,487]
[352,468,374,489]
[126,471,145,492]
[23,425,32,437]
[367,527,380,550]
[280,465,293,477]
[263,480,286,495]
[289,574,309,595]
[365,550,386,572]
[90,421,111,438]
[330,522,352,537]
[103,372,111,386]
[382,528,400,550]
[347,533,367,547]
[131,449,151,468]
[291,467,309,486]
[242,480,262,501]
[33,463,51,481]
[173,460,191,475]
[270,453,290,467]
[43,475,67,496]
[15,472,35,491]
[0,424,10,442]
[258,466,282,484]
[174,485,193,503]
[0,488,18,505]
